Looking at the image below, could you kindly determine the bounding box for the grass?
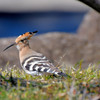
[0,61,100,100]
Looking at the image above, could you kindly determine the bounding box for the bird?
[3,31,71,77]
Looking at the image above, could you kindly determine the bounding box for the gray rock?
[0,33,87,68]
[1,10,100,68]
[78,10,100,66]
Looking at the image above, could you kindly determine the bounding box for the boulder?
[0,33,87,68]
[78,10,100,43]
[78,10,100,66]
[1,10,100,69]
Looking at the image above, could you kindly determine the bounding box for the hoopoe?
[3,31,70,77]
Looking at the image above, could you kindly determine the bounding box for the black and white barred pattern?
[21,55,60,76]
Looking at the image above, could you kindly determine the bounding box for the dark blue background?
[0,11,86,37]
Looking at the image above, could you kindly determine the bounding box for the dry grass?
[0,61,100,100]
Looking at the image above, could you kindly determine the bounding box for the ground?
[0,61,100,100]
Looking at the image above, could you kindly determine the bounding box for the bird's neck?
[19,45,34,64]
[16,44,30,51]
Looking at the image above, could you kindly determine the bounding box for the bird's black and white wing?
[21,54,61,76]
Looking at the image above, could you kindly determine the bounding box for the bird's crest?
[15,31,38,43]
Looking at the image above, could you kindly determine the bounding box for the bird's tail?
[58,72,71,78]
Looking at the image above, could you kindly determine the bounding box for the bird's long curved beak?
[3,42,16,51]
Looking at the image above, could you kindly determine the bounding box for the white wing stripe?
[47,68,51,72]
[23,57,34,67]
[41,67,46,71]
[35,66,39,71]
[52,70,55,73]
[29,62,35,71]
[55,72,58,75]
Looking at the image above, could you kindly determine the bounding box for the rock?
[1,10,100,69]
[0,33,87,68]
[78,10,100,43]
[78,10,100,66]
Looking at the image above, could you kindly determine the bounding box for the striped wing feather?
[22,55,60,75]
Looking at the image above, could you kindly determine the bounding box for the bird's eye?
[21,40,24,42]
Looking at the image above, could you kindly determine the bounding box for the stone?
[1,10,100,68]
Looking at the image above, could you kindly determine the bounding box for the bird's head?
[3,31,38,51]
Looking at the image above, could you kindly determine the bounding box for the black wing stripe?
[44,68,48,72]
[38,68,42,72]
[25,64,30,70]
